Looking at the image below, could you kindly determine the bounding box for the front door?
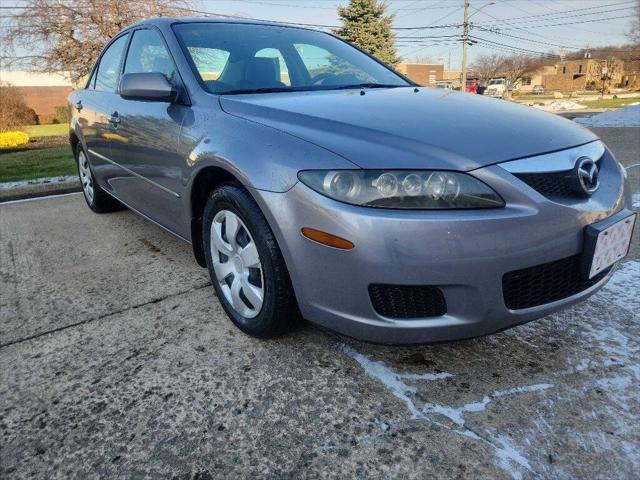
[108,27,189,237]
[82,33,131,192]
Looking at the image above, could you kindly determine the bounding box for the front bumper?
[251,147,631,344]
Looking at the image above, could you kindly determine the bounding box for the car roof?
[125,16,313,32]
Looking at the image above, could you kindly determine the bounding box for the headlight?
[298,170,504,209]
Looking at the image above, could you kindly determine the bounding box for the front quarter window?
[94,34,129,92]
[124,28,177,84]
[173,22,409,94]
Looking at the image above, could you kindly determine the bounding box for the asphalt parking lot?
[1,127,638,479]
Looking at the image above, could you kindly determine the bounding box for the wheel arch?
[189,165,245,267]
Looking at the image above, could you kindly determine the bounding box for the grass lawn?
[24,123,68,138]
[0,145,75,183]
[515,94,555,101]
[577,97,640,109]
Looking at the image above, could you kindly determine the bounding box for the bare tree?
[630,0,640,43]
[498,55,545,93]
[1,0,193,85]
[470,53,503,83]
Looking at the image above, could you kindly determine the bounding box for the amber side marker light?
[301,228,354,250]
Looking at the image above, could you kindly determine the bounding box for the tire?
[75,143,120,213]
[203,183,300,337]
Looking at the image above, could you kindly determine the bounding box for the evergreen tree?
[334,0,401,66]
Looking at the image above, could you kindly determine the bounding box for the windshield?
[173,22,410,94]
[488,79,504,85]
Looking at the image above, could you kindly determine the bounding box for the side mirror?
[119,72,178,102]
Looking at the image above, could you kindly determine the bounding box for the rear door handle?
[74,100,83,111]
[109,112,121,126]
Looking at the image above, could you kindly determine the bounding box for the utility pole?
[461,0,470,92]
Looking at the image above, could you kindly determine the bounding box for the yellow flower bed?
[0,131,30,148]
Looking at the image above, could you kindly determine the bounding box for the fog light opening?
[301,228,354,250]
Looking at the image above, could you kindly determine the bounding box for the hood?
[220,87,597,171]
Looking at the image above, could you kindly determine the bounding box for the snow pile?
[532,100,586,112]
[576,104,640,127]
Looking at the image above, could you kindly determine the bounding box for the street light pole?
[460,1,494,93]
[461,0,470,92]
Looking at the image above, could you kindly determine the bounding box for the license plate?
[582,211,636,279]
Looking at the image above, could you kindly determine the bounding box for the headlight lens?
[298,170,504,209]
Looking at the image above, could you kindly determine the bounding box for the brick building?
[396,63,444,87]
[0,71,73,124]
[541,59,624,93]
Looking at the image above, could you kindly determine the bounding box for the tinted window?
[124,29,176,83]
[173,23,408,94]
[86,68,98,89]
[95,34,129,92]
[294,43,375,84]
[255,47,290,86]
[187,47,230,81]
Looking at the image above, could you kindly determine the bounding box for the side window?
[86,68,98,90]
[124,29,176,83]
[187,47,230,81]
[95,34,129,92]
[294,43,375,83]
[255,48,290,86]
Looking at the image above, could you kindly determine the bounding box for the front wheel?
[203,184,300,337]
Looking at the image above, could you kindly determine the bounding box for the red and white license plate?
[583,212,636,279]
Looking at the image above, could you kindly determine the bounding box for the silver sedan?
[68,18,635,343]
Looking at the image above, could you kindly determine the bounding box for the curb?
[0,181,81,203]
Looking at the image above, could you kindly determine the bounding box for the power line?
[476,5,635,26]
[477,0,635,23]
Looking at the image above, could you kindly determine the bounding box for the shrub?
[0,131,30,148]
[0,83,37,131]
[53,106,67,124]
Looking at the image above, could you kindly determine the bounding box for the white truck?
[484,77,518,98]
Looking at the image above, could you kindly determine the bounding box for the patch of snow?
[0,175,78,190]
[342,344,550,478]
[493,383,553,397]
[341,345,431,418]
[575,104,640,127]
[493,435,533,480]
[532,100,586,112]
[593,260,640,314]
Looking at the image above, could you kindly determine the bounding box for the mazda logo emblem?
[573,157,600,196]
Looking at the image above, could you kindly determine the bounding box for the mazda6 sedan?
[68,18,636,344]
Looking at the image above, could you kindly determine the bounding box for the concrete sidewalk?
[1,131,638,479]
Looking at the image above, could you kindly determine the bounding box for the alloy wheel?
[210,209,264,318]
[78,150,94,204]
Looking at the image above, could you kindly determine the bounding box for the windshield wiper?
[222,87,295,95]
[329,83,406,90]
[221,83,406,95]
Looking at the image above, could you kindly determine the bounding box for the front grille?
[513,157,603,199]
[513,170,576,197]
[502,254,610,310]
[369,284,447,319]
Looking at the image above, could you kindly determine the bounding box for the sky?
[0,0,636,70]
[188,0,638,68]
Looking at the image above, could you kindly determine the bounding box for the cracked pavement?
[1,127,638,479]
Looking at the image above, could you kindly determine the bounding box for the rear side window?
[95,34,129,92]
[124,29,176,83]
[187,47,230,81]
[255,47,290,86]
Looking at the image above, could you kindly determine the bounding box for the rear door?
[83,33,131,191]
[109,27,190,236]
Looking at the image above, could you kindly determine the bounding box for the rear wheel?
[203,184,299,337]
[75,144,120,213]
